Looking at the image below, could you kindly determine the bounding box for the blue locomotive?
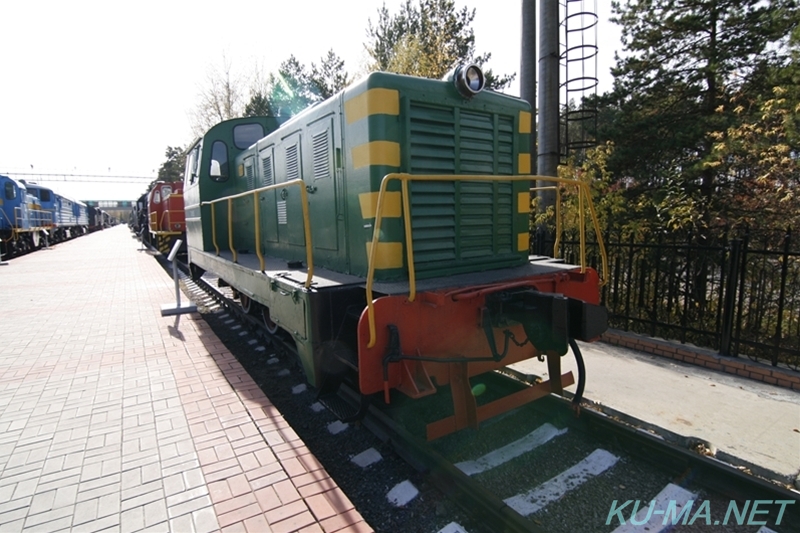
[0,175,91,259]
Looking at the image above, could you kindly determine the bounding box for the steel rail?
[537,394,800,510]
[339,384,545,533]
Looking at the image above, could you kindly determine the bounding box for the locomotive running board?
[426,366,575,441]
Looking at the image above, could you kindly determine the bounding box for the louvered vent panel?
[245,165,255,189]
[459,181,495,258]
[409,181,457,265]
[312,131,330,180]
[409,105,456,173]
[262,154,274,186]
[460,112,495,174]
[497,117,515,175]
[408,104,517,272]
[495,182,513,253]
[277,200,287,225]
[286,144,299,181]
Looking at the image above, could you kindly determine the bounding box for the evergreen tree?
[310,50,351,100]
[242,51,351,118]
[243,91,275,117]
[156,146,186,183]
[269,56,318,116]
[600,0,799,231]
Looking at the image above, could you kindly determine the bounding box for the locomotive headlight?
[448,63,486,98]
[464,66,483,92]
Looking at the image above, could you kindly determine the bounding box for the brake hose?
[569,337,585,413]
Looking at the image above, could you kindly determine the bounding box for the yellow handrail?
[400,179,415,299]
[227,198,235,262]
[253,191,263,270]
[365,173,608,348]
[210,205,219,255]
[160,210,170,232]
[201,179,314,289]
[530,186,562,257]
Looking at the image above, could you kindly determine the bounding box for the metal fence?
[535,227,800,371]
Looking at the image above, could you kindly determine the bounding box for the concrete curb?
[601,329,800,392]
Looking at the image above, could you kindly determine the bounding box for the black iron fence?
[534,227,800,371]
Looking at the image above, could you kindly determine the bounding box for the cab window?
[210,141,229,182]
[4,182,16,200]
[41,189,51,202]
[153,190,161,204]
[185,144,200,184]
[233,123,264,149]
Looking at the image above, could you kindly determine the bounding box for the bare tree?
[190,54,246,136]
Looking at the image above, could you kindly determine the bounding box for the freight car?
[184,66,608,439]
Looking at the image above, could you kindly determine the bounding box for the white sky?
[0,1,621,201]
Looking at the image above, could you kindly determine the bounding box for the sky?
[0,1,622,202]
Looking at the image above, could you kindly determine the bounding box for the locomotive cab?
[21,182,57,233]
[147,182,185,234]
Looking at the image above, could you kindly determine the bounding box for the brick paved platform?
[0,226,372,533]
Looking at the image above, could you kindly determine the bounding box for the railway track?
[161,254,800,533]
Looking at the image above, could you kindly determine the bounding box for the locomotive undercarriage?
[0,228,56,259]
[190,248,607,440]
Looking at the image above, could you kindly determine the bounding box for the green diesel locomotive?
[184,65,608,440]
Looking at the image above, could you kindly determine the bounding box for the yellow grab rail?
[201,179,314,289]
[530,186,562,257]
[227,198,234,262]
[210,205,219,255]
[365,173,608,348]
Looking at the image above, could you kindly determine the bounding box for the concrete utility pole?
[537,0,559,211]
[521,0,537,168]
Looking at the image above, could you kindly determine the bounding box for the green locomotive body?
[184,68,607,439]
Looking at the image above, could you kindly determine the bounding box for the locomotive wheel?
[239,293,253,314]
[261,305,279,334]
[189,263,205,281]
